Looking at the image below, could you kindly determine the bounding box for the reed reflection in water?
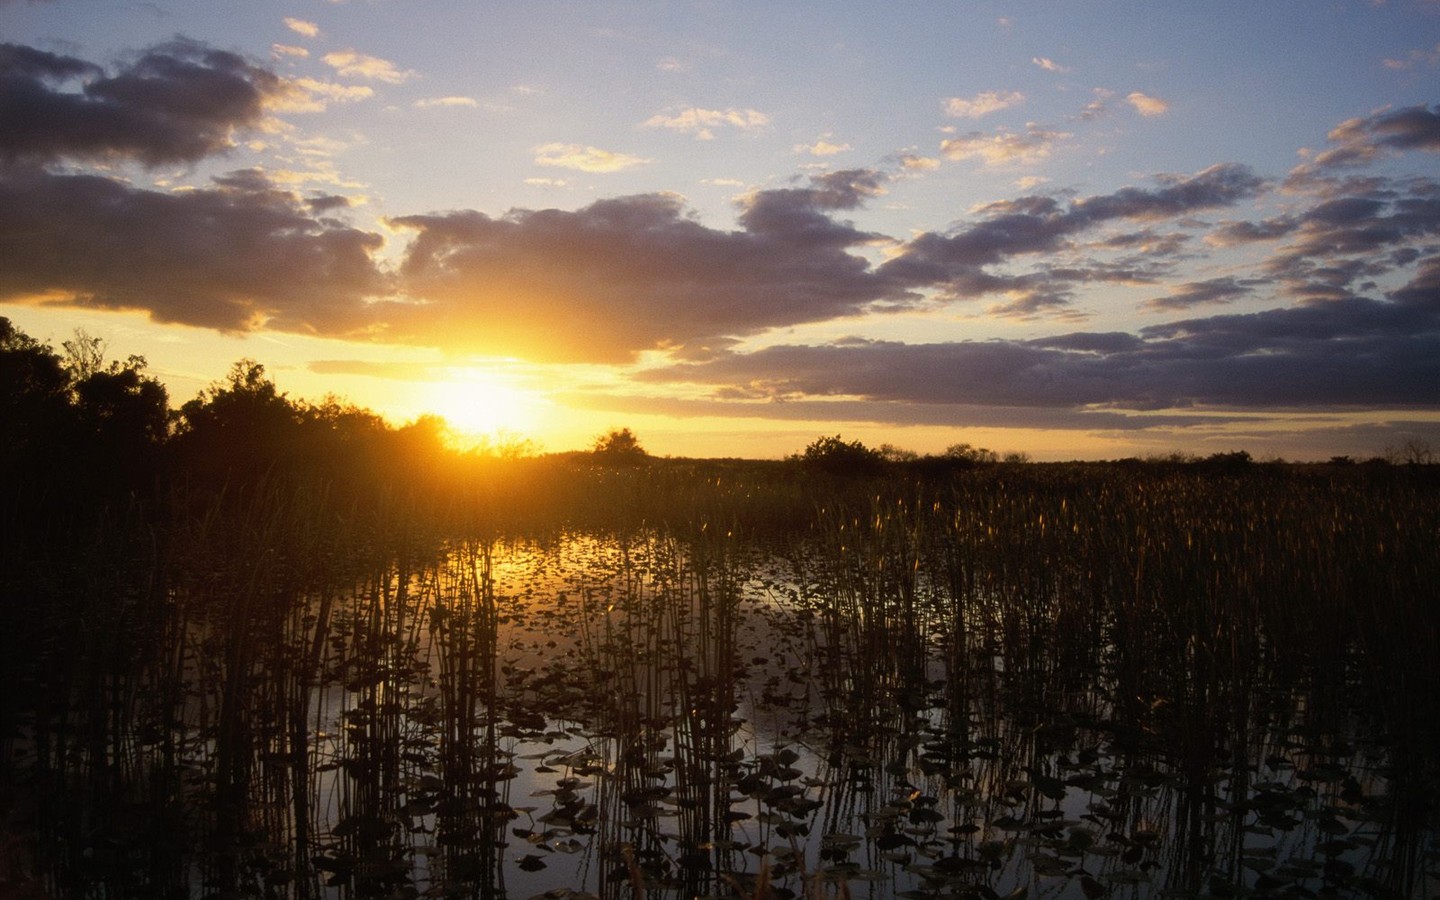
[5,471,1438,900]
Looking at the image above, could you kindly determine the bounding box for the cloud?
[644,268,1440,411]
[533,142,649,172]
[1382,41,1440,70]
[322,50,414,83]
[899,153,940,171]
[414,95,478,109]
[895,164,1264,276]
[1207,217,1297,246]
[880,163,1267,311]
[1259,177,1440,301]
[1032,57,1070,73]
[2,66,1434,428]
[940,125,1069,166]
[1303,103,1440,171]
[1142,277,1253,311]
[271,76,374,112]
[943,90,1025,119]
[796,137,851,156]
[0,167,387,332]
[0,39,283,166]
[384,170,910,362]
[283,17,320,38]
[642,107,770,140]
[1126,91,1169,116]
[271,44,309,59]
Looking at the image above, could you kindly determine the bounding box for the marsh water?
[5,468,1438,899]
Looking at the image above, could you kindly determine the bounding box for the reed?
[5,459,1437,898]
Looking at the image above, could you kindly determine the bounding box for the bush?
[794,435,885,476]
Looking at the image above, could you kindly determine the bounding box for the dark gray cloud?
[1310,104,1440,170]
[1143,277,1254,312]
[645,257,1440,411]
[1,45,1437,431]
[0,39,280,167]
[1263,177,1440,301]
[1208,217,1297,246]
[0,167,388,330]
[878,163,1266,314]
[384,172,913,362]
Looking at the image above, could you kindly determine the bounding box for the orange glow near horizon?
[422,371,545,444]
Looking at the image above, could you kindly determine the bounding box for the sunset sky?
[2,1,1438,459]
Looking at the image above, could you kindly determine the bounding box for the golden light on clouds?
[642,107,771,140]
[414,96,480,109]
[283,17,320,38]
[533,143,649,172]
[1127,92,1170,117]
[4,3,1439,462]
[941,126,1069,167]
[322,50,415,84]
[944,90,1026,119]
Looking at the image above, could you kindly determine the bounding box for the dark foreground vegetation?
[3,318,1438,900]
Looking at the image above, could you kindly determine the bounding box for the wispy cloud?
[271,44,309,59]
[940,125,1069,167]
[899,154,940,171]
[642,107,770,140]
[1126,91,1169,117]
[272,77,374,113]
[1382,41,1440,69]
[414,96,477,109]
[943,90,1024,119]
[533,143,649,172]
[283,17,319,38]
[1141,277,1252,311]
[1032,57,1070,73]
[322,50,414,83]
[796,137,851,157]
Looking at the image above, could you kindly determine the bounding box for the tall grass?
[4,462,1436,898]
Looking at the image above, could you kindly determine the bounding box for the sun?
[425,371,541,440]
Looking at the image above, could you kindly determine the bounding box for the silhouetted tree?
[942,442,998,465]
[878,443,919,463]
[61,329,107,382]
[71,355,170,496]
[172,359,304,485]
[1386,438,1435,466]
[794,434,885,475]
[1196,450,1252,474]
[0,317,70,473]
[592,427,649,463]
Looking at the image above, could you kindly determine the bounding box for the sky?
[2,0,1438,460]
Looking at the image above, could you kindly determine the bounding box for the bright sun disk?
[425,372,539,439]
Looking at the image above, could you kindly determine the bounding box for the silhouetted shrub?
[794,434,885,476]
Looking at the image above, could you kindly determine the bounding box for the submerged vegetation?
[3,318,1438,899]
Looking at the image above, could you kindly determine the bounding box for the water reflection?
[11,518,1438,898]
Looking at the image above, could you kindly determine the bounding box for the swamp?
[2,321,1438,899]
